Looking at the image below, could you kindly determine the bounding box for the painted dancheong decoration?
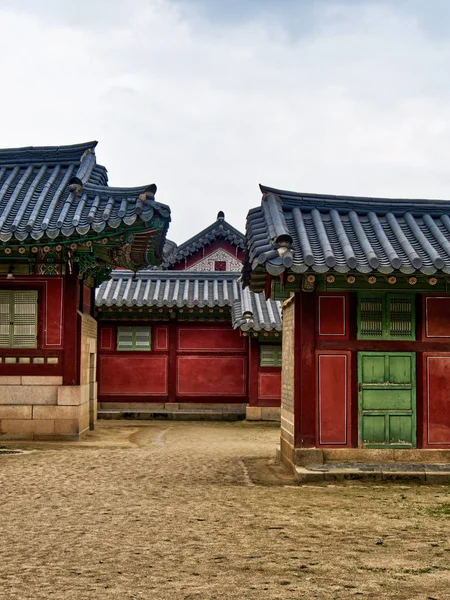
[0,141,171,440]
[243,184,450,470]
[95,212,283,421]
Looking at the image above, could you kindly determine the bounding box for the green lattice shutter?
[117,327,151,351]
[358,296,383,338]
[117,327,134,350]
[0,290,38,348]
[0,291,11,347]
[134,328,151,350]
[388,295,415,340]
[357,293,415,341]
[260,345,282,367]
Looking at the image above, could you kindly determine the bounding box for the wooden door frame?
[357,351,417,449]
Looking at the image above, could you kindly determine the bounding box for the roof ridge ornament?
[138,183,157,201]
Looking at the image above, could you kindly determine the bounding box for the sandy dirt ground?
[0,421,449,600]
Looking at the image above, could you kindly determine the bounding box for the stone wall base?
[98,402,246,421]
[0,377,94,441]
[284,447,450,470]
[246,406,280,421]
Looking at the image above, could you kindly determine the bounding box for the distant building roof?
[96,270,282,332]
[0,141,171,266]
[163,211,245,268]
[243,184,450,289]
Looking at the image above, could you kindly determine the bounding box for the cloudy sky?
[1,0,450,243]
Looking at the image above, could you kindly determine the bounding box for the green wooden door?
[358,352,416,448]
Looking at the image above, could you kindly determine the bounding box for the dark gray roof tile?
[243,184,450,286]
[0,142,170,244]
[96,270,282,332]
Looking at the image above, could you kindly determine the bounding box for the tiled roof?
[243,184,450,287]
[95,270,282,332]
[163,211,245,267]
[231,285,282,332]
[0,141,170,244]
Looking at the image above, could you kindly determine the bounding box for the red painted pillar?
[63,274,81,386]
[294,290,317,447]
[248,336,259,406]
[167,321,177,403]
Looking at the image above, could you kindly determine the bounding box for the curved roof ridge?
[260,183,450,215]
[107,269,241,280]
[163,213,245,267]
[0,141,98,165]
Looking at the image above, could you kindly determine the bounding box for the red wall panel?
[177,327,246,352]
[317,294,348,338]
[317,352,351,446]
[82,284,92,315]
[99,355,168,396]
[424,297,450,339]
[155,326,169,351]
[43,277,64,348]
[424,354,450,446]
[177,356,246,396]
[100,327,114,351]
[258,371,281,400]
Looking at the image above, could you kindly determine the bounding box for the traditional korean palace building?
[0,141,171,440]
[244,185,450,471]
[95,213,282,420]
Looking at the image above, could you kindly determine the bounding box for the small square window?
[260,345,282,367]
[117,327,151,351]
[214,261,227,271]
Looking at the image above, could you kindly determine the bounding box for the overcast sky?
[1,0,450,243]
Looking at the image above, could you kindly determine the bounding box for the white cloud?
[1,1,450,243]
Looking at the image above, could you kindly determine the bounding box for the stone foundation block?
[57,386,82,406]
[0,386,57,405]
[246,407,262,420]
[294,448,324,467]
[0,419,36,435]
[33,405,80,420]
[0,406,32,419]
[260,407,281,421]
[0,376,22,385]
[79,413,90,432]
[32,420,55,435]
[21,376,63,386]
[54,419,80,435]
[323,449,396,463]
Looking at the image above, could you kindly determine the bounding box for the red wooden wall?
[98,322,281,406]
[98,323,254,403]
[317,351,352,446]
[423,353,450,447]
[0,275,65,376]
[300,292,450,448]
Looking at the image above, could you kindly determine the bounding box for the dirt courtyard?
[0,421,449,600]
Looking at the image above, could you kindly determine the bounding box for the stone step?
[98,409,246,422]
[295,462,450,484]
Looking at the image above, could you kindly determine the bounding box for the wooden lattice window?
[117,326,151,351]
[0,290,38,348]
[388,296,414,338]
[260,344,282,367]
[358,296,383,338]
[357,293,415,340]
